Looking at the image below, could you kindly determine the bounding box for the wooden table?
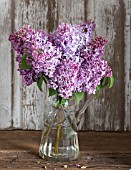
[0,131,131,170]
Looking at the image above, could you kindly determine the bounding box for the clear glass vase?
[39,94,96,162]
[39,97,79,162]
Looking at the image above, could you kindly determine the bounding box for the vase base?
[39,144,79,162]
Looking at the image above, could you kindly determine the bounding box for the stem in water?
[41,126,51,144]
[54,124,62,155]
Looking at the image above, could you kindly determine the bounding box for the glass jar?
[39,101,79,161]
[39,94,96,162]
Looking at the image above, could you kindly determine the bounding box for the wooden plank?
[0,169,129,170]
[47,0,59,32]
[86,0,126,131]
[10,0,22,129]
[0,0,130,131]
[124,0,131,131]
[57,0,86,130]
[0,131,131,169]
[57,0,85,24]
[82,0,95,130]
[13,0,50,130]
[0,0,12,129]
[1,131,131,153]
[13,0,86,130]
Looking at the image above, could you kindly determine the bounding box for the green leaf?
[101,77,109,88]
[96,85,101,96]
[20,54,32,70]
[96,76,114,96]
[37,75,44,91]
[43,75,48,84]
[53,100,60,107]
[73,92,84,104]
[49,88,58,97]
[109,75,115,88]
[61,98,67,106]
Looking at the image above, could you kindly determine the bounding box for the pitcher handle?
[75,94,96,127]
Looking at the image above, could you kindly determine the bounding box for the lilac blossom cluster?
[9,21,112,99]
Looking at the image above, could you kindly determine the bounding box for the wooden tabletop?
[0,131,131,170]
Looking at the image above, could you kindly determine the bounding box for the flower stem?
[41,126,51,144]
[54,124,61,155]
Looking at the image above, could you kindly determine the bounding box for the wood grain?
[13,0,49,130]
[11,0,22,129]
[57,0,86,130]
[0,0,130,130]
[86,0,131,131]
[0,131,131,169]
[124,0,131,131]
[0,0,12,129]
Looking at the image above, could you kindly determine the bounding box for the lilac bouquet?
[9,20,114,106]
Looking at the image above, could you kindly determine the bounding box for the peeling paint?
[0,0,130,131]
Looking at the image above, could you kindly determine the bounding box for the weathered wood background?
[0,0,130,131]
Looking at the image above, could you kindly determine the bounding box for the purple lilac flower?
[48,60,79,98]
[49,21,95,62]
[32,41,61,78]
[9,21,113,99]
[9,25,61,85]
